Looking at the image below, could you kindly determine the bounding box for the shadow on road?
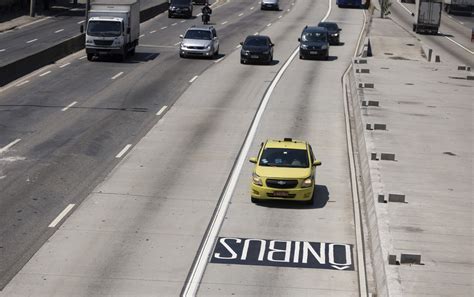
[255,184,330,209]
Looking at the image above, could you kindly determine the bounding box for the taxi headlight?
[301,177,313,188]
[252,173,263,186]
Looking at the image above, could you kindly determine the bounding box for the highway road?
[0,0,369,295]
[0,0,165,67]
[390,1,473,65]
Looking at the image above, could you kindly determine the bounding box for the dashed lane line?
[59,63,70,68]
[189,75,198,83]
[161,26,168,29]
[77,20,85,24]
[79,55,87,60]
[54,29,64,33]
[0,49,6,52]
[48,204,75,228]
[0,139,21,154]
[221,21,228,25]
[62,101,78,111]
[172,23,178,26]
[156,105,168,116]
[15,80,29,87]
[116,144,132,158]
[150,30,157,33]
[26,39,38,43]
[238,13,244,16]
[39,71,51,77]
[111,72,124,80]
[140,34,145,38]
[267,23,271,27]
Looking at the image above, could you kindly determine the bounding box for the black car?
[298,26,329,60]
[240,35,274,64]
[318,22,341,45]
[169,0,193,18]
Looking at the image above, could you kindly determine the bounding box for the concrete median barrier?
[0,1,169,87]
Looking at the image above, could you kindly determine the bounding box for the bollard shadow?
[255,184,330,209]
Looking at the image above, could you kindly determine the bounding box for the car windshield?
[319,23,338,30]
[245,38,268,46]
[259,148,309,168]
[185,30,212,40]
[302,32,327,42]
[172,0,190,5]
[87,20,121,37]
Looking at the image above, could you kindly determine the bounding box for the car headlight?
[86,39,93,44]
[301,177,313,188]
[252,173,263,186]
[331,33,339,36]
[300,44,308,49]
[206,45,212,50]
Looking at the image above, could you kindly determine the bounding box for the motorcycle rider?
[202,2,212,25]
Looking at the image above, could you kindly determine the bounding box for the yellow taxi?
[249,138,322,204]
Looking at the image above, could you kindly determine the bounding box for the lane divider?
[48,204,75,228]
[111,72,124,80]
[26,39,38,44]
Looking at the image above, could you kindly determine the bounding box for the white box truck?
[82,0,140,61]
[443,0,474,14]
[413,0,442,34]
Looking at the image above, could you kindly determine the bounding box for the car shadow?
[91,52,160,63]
[327,56,338,61]
[255,184,330,209]
[334,42,345,46]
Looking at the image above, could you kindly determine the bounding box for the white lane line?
[287,8,290,11]
[48,204,75,228]
[180,20,186,23]
[397,0,412,14]
[116,144,132,158]
[54,29,64,33]
[39,70,51,77]
[161,26,168,30]
[18,16,52,29]
[15,80,29,87]
[445,36,474,55]
[238,13,244,16]
[156,105,168,116]
[174,42,181,46]
[221,21,228,25]
[0,49,5,52]
[267,23,271,27]
[236,44,241,48]
[182,35,301,297]
[77,20,85,24]
[250,6,254,10]
[189,75,198,83]
[197,13,202,16]
[172,22,178,26]
[62,101,77,111]
[0,139,21,154]
[111,72,124,80]
[214,57,224,63]
[79,55,87,60]
[140,34,145,38]
[341,8,369,297]
[150,30,157,33]
[459,21,464,25]
[278,15,282,18]
[291,2,295,5]
[26,39,38,43]
[59,63,70,68]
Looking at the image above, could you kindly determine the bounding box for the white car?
[179,25,220,58]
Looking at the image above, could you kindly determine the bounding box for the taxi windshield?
[259,148,309,168]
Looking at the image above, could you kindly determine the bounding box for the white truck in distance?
[413,0,442,34]
[443,0,474,14]
[82,0,140,61]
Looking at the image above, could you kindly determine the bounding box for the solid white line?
[0,139,21,154]
[140,34,145,38]
[60,62,71,68]
[26,39,38,43]
[62,101,77,111]
[48,204,75,228]
[189,75,198,83]
[397,0,412,14]
[221,21,228,25]
[214,57,224,63]
[115,144,132,158]
[54,29,64,33]
[79,55,87,60]
[111,72,124,80]
[150,30,157,33]
[39,70,51,77]
[161,26,168,30]
[341,9,369,297]
[238,13,244,16]
[172,23,177,26]
[18,16,52,29]
[77,20,85,24]
[445,36,474,55]
[156,105,168,116]
[15,80,29,87]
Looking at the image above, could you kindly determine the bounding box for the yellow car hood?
[255,166,311,179]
